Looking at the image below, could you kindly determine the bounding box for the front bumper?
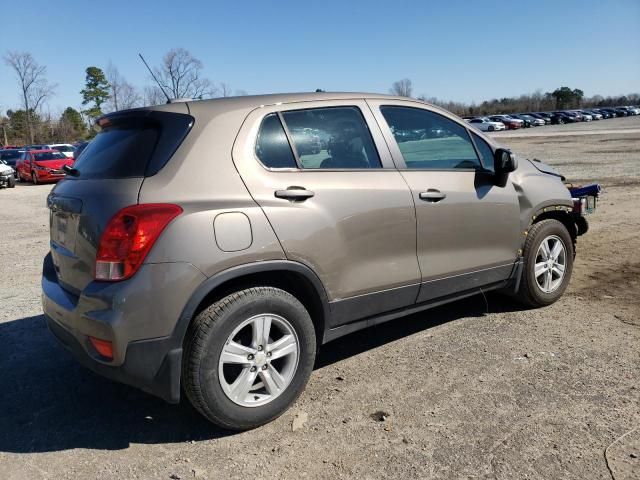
[35,170,66,182]
[42,253,206,403]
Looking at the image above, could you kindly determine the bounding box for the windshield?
[33,151,68,161]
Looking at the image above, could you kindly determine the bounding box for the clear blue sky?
[1,0,638,114]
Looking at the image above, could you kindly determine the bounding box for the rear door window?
[255,114,297,168]
[281,107,381,169]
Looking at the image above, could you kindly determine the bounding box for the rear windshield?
[34,152,68,161]
[71,111,193,180]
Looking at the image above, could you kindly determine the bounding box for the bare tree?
[117,81,142,110]
[143,85,167,107]
[4,51,56,143]
[219,82,232,97]
[390,78,413,98]
[106,63,141,112]
[152,48,217,99]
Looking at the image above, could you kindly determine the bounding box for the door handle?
[274,187,315,201]
[419,189,446,202]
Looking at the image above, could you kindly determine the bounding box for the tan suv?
[42,92,590,430]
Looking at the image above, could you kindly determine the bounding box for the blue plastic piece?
[569,184,601,197]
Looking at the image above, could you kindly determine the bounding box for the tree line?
[1,48,236,145]
[390,78,640,117]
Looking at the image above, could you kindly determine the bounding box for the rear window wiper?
[63,164,80,177]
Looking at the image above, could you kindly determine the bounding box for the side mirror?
[493,148,517,186]
[494,148,517,174]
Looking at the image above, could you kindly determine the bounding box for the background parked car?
[16,149,74,184]
[581,110,602,120]
[466,117,505,132]
[46,143,76,158]
[0,160,16,188]
[489,115,523,129]
[515,114,545,127]
[526,113,551,124]
[0,149,23,178]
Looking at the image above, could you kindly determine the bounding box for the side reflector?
[88,336,113,359]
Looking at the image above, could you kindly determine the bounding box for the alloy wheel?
[218,313,300,407]
[534,235,567,293]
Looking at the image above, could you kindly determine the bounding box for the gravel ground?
[1,117,638,479]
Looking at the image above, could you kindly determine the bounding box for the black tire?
[17,171,23,183]
[488,125,494,132]
[516,219,574,307]
[7,176,15,188]
[31,172,38,185]
[183,287,316,430]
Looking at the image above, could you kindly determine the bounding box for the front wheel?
[183,287,316,430]
[488,125,494,132]
[515,219,574,307]
[31,172,38,185]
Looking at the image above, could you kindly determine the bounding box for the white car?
[582,110,602,120]
[46,143,76,158]
[466,117,506,132]
[0,160,16,188]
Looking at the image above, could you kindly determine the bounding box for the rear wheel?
[516,219,573,307]
[31,172,38,185]
[183,287,316,430]
[7,176,15,188]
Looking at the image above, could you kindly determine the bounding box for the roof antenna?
[138,53,171,103]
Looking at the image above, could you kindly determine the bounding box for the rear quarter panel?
[140,100,286,275]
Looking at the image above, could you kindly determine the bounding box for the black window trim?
[253,105,386,172]
[379,104,493,173]
[467,130,495,172]
[276,111,303,169]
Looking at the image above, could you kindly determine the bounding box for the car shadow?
[0,292,524,453]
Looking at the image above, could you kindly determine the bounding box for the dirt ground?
[0,117,638,480]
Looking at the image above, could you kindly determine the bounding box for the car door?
[19,153,30,178]
[232,99,420,326]
[367,100,522,302]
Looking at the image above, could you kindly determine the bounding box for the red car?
[16,149,74,184]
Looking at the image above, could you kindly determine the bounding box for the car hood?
[34,159,74,169]
[528,158,565,180]
[0,163,13,174]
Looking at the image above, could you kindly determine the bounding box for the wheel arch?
[175,261,330,353]
[529,207,578,251]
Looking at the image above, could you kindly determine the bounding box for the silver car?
[42,92,591,430]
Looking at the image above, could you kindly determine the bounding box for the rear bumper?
[41,252,206,403]
[45,314,182,403]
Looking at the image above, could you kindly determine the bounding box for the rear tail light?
[95,204,182,281]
